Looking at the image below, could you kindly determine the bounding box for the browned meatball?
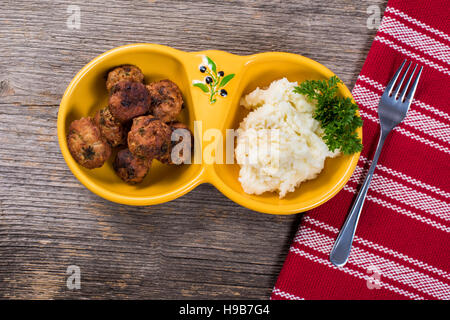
[128,115,172,160]
[67,117,111,169]
[93,106,125,147]
[113,148,149,184]
[157,122,193,165]
[109,81,150,123]
[106,65,144,91]
[146,80,183,123]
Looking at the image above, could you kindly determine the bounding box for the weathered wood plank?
[0,0,384,299]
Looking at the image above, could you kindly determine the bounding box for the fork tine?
[404,66,423,104]
[387,59,407,96]
[400,64,418,102]
[393,61,412,99]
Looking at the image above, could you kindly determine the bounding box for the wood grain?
[0,0,385,299]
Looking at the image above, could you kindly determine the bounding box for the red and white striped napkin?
[272,0,450,300]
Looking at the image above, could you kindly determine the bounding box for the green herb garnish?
[294,76,363,155]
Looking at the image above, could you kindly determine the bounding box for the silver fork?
[329,60,423,267]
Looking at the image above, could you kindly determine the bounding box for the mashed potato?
[235,78,339,198]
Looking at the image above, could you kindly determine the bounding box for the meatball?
[157,122,193,165]
[106,65,144,91]
[109,81,150,123]
[67,117,111,169]
[113,148,149,184]
[93,106,125,147]
[147,80,183,123]
[128,115,172,160]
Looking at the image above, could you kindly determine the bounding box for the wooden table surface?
[0,0,385,299]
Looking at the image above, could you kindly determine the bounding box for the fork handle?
[329,130,389,267]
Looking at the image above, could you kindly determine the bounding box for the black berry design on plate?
[193,56,235,104]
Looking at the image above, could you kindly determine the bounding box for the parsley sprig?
[294,76,363,155]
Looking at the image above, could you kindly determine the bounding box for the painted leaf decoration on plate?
[193,82,209,93]
[206,56,217,75]
[219,74,235,88]
[194,56,234,104]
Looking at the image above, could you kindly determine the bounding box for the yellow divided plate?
[57,43,362,214]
